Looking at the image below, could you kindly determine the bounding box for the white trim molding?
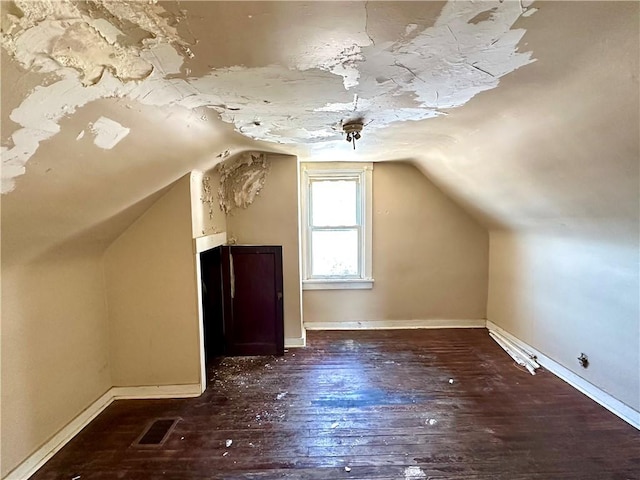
[111,383,203,400]
[302,278,374,290]
[3,384,202,480]
[304,319,486,330]
[194,232,227,254]
[285,336,307,348]
[486,320,640,430]
[488,329,540,375]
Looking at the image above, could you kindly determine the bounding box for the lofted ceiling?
[1,1,638,264]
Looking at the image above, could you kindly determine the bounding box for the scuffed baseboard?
[304,318,486,330]
[486,320,639,430]
[3,383,202,480]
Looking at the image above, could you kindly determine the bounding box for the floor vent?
[133,418,179,447]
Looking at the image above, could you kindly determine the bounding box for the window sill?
[302,279,374,290]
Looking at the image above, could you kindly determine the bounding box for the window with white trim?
[300,163,373,290]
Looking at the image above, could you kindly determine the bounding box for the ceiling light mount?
[343,121,363,150]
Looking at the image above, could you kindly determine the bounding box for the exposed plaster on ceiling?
[217,152,270,214]
[1,0,536,194]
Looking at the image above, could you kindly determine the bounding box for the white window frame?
[300,162,373,290]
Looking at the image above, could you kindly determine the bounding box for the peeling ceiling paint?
[0,1,637,265]
[90,116,130,150]
[1,0,536,194]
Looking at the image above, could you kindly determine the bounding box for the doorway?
[200,245,284,361]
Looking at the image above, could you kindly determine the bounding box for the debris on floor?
[277,392,288,400]
[404,466,427,479]
[448,378,454,384]
[225,439,233,447]
[426,418,437,426]
[344,466,351,472]
[331,422,339,428]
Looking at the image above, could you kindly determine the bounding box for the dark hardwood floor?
[31,329,639,479]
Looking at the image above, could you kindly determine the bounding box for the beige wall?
[1,253,111,477]
[104,175,201,386]
[225,154,303,341]
[487,231,640,411]
[303,162,488,324]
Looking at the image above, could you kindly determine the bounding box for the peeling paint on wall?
[217,152,271,214]
[190,169,225,237]
[200,175,217,224]
[89,117,130,150]
[1,0,536,194]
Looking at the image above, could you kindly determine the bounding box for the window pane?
[311,180,357,226]
[311,230,359,276]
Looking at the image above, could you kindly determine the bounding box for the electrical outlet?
[578,353,589,368]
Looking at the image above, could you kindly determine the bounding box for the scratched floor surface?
[31,329,639,479]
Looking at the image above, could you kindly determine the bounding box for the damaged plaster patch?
[50,22,153,86]
[217,152,270,214]
[0,0,185,83]
[90,117,130,149]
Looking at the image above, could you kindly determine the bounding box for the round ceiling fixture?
[343,121,364,150]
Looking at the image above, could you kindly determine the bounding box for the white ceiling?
[1,1,638,263]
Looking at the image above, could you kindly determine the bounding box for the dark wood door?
[221,245,284,356]
[201,245,284,358]
[200,247,225,361]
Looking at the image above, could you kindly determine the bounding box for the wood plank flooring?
[31,329,639,479]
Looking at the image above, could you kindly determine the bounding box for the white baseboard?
[111,383,203,399]
[304,319,486,330]
[3,389,114,480]
[3,384,203,480]
[486,320,640,430]
[285,336,306,348]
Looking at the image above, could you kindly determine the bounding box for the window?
[300,163,373,290]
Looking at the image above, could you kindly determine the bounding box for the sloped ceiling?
[1,1,638,263]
